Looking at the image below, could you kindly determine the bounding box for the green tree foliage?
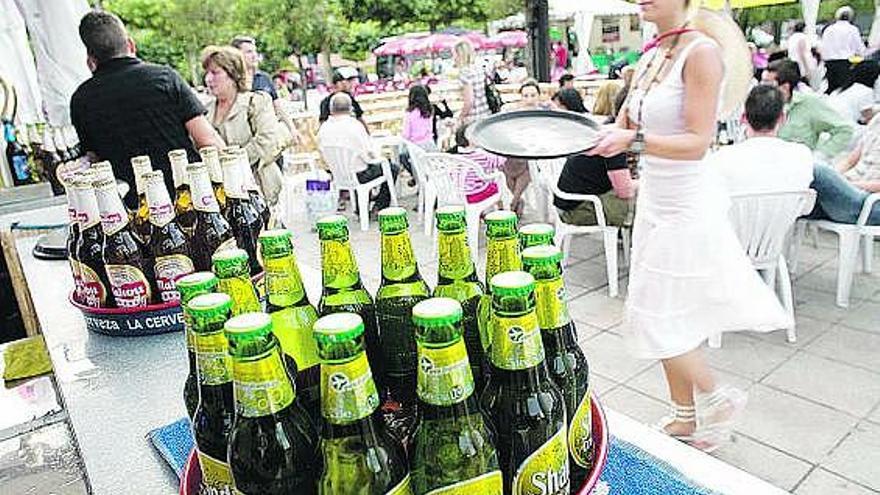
[736,0,874,33]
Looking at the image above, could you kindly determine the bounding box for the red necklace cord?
[643,28,696,53]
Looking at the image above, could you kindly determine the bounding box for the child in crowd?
[454,126,504,205]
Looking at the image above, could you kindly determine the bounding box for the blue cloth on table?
[146,418,194,479]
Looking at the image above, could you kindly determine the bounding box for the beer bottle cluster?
[65,146,270,310]
[3,121,82,192]
[174,207,594,494]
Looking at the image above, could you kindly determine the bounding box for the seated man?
[762,59,854,164]
[809,108,880,224]
[554,151,636,228]
[709,85,814,196]
[317,93,398,213]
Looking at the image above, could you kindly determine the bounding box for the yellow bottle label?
[485,237,521,284]
[381,233,417,281]
[534,278,570,330]
[438,232,475,280]
[513,426,570,495]
[417,339,474,406]
[321,352,380,424]
[106,263,151,308]
[426,470,503,495]
[265,255,307,307]
[568,390,593,468]
[489,312,544,371]
[218,276,261,316]
[197,451,238,495]
[271,305,320,371]
[232,351,295,417]
[194,332,233,385]
[386,474,414,495]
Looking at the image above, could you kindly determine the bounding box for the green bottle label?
[197,451,238,494]
[438,233,474,280]
[417,339,474,406]
[265,255,307,307]
[534,278,570,330]
[434,281,482,304]
[232,351,295,417]
[485,238,521,284]
[426,471,503,495]
[322,288,372,308]
[513,426,570,495]
[386,474,414,495]
[321,352,380,424]
[489,312,544,370]
[322,241,361,289]
[381,233,417,281]
[477,295,492,351]
[568,390,593,468]
[271,305,321,371]
[377,279,429,300]
[217,276,261,315]
[194,333,233,385]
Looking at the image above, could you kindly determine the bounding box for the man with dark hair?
[762,59,853,163]
[70,10,223,207]
[230,35,277,99]
[558,73,575,89]
[820,6,866,93]
[318,67,365,126]
[708,85,813,195]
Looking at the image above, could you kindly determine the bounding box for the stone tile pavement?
[282,185,880,494]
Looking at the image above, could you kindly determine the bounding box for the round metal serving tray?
[468,109,602,159]
[180,394,610,494]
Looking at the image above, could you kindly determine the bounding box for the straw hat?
[688,4,752,120]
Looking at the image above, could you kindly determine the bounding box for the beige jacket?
[206,91,289,203]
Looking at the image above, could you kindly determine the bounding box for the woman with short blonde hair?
[201,45,250,92]
[453,40,489,126]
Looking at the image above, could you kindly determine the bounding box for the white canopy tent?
[550,0,642,75]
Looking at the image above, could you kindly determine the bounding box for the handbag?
[485,77,503,114]
[244,92,287,205]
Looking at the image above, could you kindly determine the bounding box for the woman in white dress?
[588,0,791,451]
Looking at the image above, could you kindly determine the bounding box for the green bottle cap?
[519,223,555,247]
[412,297,463,328]
[187,292,232,329]
[176,271,219,303]
[212,248,250,278]
[490,271,536,297]
[316,215,349,241]
[485,210,518,238]
[313,312,365,345]
[435,205,466,233]
[521,244,564,266]
[225,311,273,337]
[258,229,293,259]
[378,206,408,233]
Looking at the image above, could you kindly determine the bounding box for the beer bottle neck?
[94,183,131,236]
[171,159,189,189]
[438,230,476,281]
[193,328,233,387]
[221,161,248,200]
[531,271,573,332]
[321,239,362,290]
[380,230,419,282]
[320,349,379,424]
[191,170,221,213]
[489,301,545,371]
[417,338,475,406]
[145,179,176,227]
[486,236,522,284]
[66,187,80,225]
[217,274,261,316]
[265,253,308,308]
[76,187,101,230]
[231,346,295,418]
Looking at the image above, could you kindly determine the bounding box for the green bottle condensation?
[479,272,570,495]
[259,229,321,428]
[522,245,593,487]
[316,215,383,391]
[188,292,237,495]
[479,210,522,353]
[313,313,413,495]
[432,206,488,392]
[176,271,219,420]
[375,207,430,447]
[225,312,321,494]
[213,248,262,316]
[411,298,503,495]
[518,223,555,251]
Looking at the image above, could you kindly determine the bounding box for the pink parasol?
[491,30,528,48]
[374,37,426,56]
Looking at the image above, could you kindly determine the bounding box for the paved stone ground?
[283,184,880,494]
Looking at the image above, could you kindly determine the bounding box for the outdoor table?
[1,203,790,495]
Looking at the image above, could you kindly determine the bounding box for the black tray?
[468,110,601,159]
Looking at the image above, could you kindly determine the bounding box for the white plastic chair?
[529,158,566,223]
[709,190,817,348]
[543,158,630,298]
[319,145,398,231]
[403,140,432,224]
[422,153,504,256]
[794,192,879,308]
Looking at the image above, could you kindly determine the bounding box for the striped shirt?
[459,148,505,202]
[459,65,491,125]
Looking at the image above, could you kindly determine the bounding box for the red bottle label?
[106,264,151,308]
[154,254,195,302]
[78,263,107,308]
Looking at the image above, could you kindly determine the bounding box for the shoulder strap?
[673,36,717,74]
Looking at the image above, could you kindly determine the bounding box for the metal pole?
[526,0,550,82]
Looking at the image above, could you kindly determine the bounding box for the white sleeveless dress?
[624,37,792,360]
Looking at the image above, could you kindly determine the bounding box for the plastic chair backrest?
[404,141,429,184]
[533,158,566,188]
[319,145,363,190]
[728,190,816,268]
[423,153,485,205]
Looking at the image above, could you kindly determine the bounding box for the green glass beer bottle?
[411,298,503,495]
[518,223,555,251]
[480,271,569,495]
[375,207,430,445]
[432,205,488,391]
[177,271,219,419]
[522,245,592,485]
[313,313,412,495]
[226,312,320,494]
[316,215,382,389]
[259,229,321,427]
[479,211,522,354]
[213,248,262,316]
[188,292,236,495]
